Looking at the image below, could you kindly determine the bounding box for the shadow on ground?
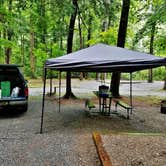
[0,110,26,118]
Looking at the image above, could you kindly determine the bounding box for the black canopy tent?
[40,43,166,133]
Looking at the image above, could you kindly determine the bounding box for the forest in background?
[0,0,165,81]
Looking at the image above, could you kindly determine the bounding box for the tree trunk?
[87,14,92,47]
[5,27,12,64]
[5,46,11,64]
[29,31,36,78]
[64,0,78,99]
[85,14,93,79]
[60,36,63,50]
[148,22,156,83]
[21,34,25,67]
[163,78,166,90]
[78,9,85,80]
[39,0,47,44]
[0,32,2,62]
[78,14,83,49]
[163,66,166,90]
[111,0,130,97]
[5,0,12,64]
[29,11,36,78]
[101,20,107,81]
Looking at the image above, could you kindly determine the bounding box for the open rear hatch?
[0,66,27,101]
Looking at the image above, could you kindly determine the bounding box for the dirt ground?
[0,80,165,165]
[102,134,166,166]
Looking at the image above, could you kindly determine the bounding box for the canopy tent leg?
[40,68,47,134]
[50,70,52,96]
[130,72,133,114]
[59,71,61,112]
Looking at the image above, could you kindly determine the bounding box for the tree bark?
[30,31,36,78]
[64,0,78,99]
[38,0,47,44]
[5,0,12,64]
[163,77,166,90]
[84,13,93,79]
[87,14,92,47]
[148,22,156,83]
[111,0,130,97]
[78,14,83,49]
[78,9,84,80]
[29,11,36,78]
[163,66,166,90]
[21,34,25,67]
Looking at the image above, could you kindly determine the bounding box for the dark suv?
[0,64,28,112]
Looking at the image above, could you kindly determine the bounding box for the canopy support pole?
[130,72,133,114]
[40,68,47,134]
[50,70,52,96]
[59,71,61,112]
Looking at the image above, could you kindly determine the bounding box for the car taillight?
[24,87,29,97]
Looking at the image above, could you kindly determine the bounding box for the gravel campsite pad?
[102,134,166,166]
[0,80,165,165]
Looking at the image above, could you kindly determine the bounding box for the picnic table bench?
[113,98,132,119]
[85,99,96,110]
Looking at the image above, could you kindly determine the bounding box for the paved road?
[29,80,166,98]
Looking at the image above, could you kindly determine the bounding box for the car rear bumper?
[0,97,28,110]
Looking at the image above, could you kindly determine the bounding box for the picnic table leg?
[115,102,117,112]
[127,108,130,119]
[99,97,101,112]
[101,98,104,114]
[102,97,110,115]
[108,98,111,115]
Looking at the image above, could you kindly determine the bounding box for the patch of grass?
[134,96,163,105]
[27,78,60,88]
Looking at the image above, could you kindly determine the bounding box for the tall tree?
[29,0,37,78]
[163,75,166,90]
[148,20,156,83]
[0,0,165,81]
[63,0,78,99]
[37,0,47,44]
[132,1,165,83]
[5,0,12,64]
[111,0,130,97]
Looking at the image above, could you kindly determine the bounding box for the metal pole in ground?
[40,68,47,134]
[130,72,133,114]
[50,70,52,96]
[59,71,61,112]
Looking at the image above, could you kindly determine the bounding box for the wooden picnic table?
[93,91,112,115]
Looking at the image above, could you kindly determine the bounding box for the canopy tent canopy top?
[45,43,166,73]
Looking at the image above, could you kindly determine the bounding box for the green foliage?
[0,38,13,48]
[99,27,118,45]
[0,0,165,80]
[121,67,166,81]
[52,44,65,58]
[132,0,166,53]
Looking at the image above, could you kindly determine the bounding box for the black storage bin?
[99,85,109,97]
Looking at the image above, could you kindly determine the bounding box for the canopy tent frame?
[58,71,61,113]
[40,68,47,134]
[40,69,134,134]
[130,72,133,114]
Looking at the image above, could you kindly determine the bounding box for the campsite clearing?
[0,80,165,165]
